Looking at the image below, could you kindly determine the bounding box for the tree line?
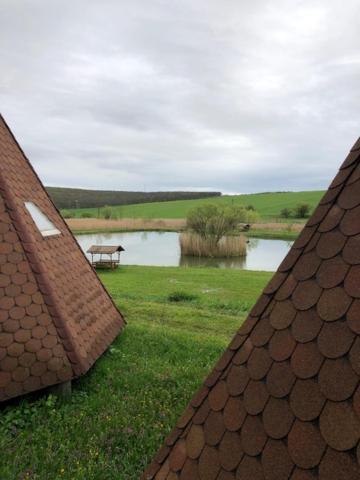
[46,187,221,209]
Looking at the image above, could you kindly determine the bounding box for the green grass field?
[0,266,271,480]
[64,190,324,222]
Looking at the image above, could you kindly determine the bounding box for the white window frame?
[24,202,61,238]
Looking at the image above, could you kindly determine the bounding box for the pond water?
[76,231,293,272]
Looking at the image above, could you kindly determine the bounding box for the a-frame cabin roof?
[0,115,124,401]
[143,138,360,480]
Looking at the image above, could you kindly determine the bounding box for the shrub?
[80,212,93,218]
[294,203,311,218]
[168,291,198,302]
[245,209,260,223]
[187,204,256,243]
[245,205,255,211]
[101,206,118,220]
[280,208,292,218]
[102,206,112,220]
[61,210,72,219]
[185,204,254,257]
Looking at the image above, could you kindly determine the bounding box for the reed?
[179,232,247,258]
[66,218,186,232]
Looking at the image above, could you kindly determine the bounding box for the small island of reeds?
[180,204,259,258]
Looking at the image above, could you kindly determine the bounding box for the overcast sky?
[1,1,359,193]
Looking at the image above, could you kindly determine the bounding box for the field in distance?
[64,190,324,222]
[47,186,220,209]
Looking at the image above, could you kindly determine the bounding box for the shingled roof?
[143,138,360,480]
[0,115,125,401]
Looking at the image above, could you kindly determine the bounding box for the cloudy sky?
[1,1,359,193]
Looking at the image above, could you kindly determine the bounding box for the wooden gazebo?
[87,245,125,269]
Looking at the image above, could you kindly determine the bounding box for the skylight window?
[25,202,61,237]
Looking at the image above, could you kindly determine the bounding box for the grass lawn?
[246,228,300,241]
[64,190,324,222]
[0,266,271,480]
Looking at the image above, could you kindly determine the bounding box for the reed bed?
[67,218,304,236]
[66,218,186,232]
[180,232,247,258]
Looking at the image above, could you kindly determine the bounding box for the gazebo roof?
[143,137,360,480]
[87,245,125,254]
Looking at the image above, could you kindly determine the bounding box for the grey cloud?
[0,0,359,193]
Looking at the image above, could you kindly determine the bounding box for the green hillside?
[65,190,324,221]
[46,186,220,209]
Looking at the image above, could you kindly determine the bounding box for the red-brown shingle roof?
[0,114,124,401]
[143,138,360,479]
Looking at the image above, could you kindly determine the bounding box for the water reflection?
[180,255,247,269]
[76,231,293,272]
[247,238,259,251]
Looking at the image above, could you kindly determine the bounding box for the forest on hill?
[46,186,221,209]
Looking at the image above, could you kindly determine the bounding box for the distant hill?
[46,186,221,209]
[64,190,325,222]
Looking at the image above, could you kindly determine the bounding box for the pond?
[76,231,293,272]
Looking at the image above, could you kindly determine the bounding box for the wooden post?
[50,380,72,400]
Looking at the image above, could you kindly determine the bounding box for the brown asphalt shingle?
[143,138,360,479]
[0,115,124,401]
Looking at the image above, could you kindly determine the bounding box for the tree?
[61,210,72,219]
[280,208,292,218]
[187,204,256,245]
[294,203,311,218]
[102,206,112,219]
